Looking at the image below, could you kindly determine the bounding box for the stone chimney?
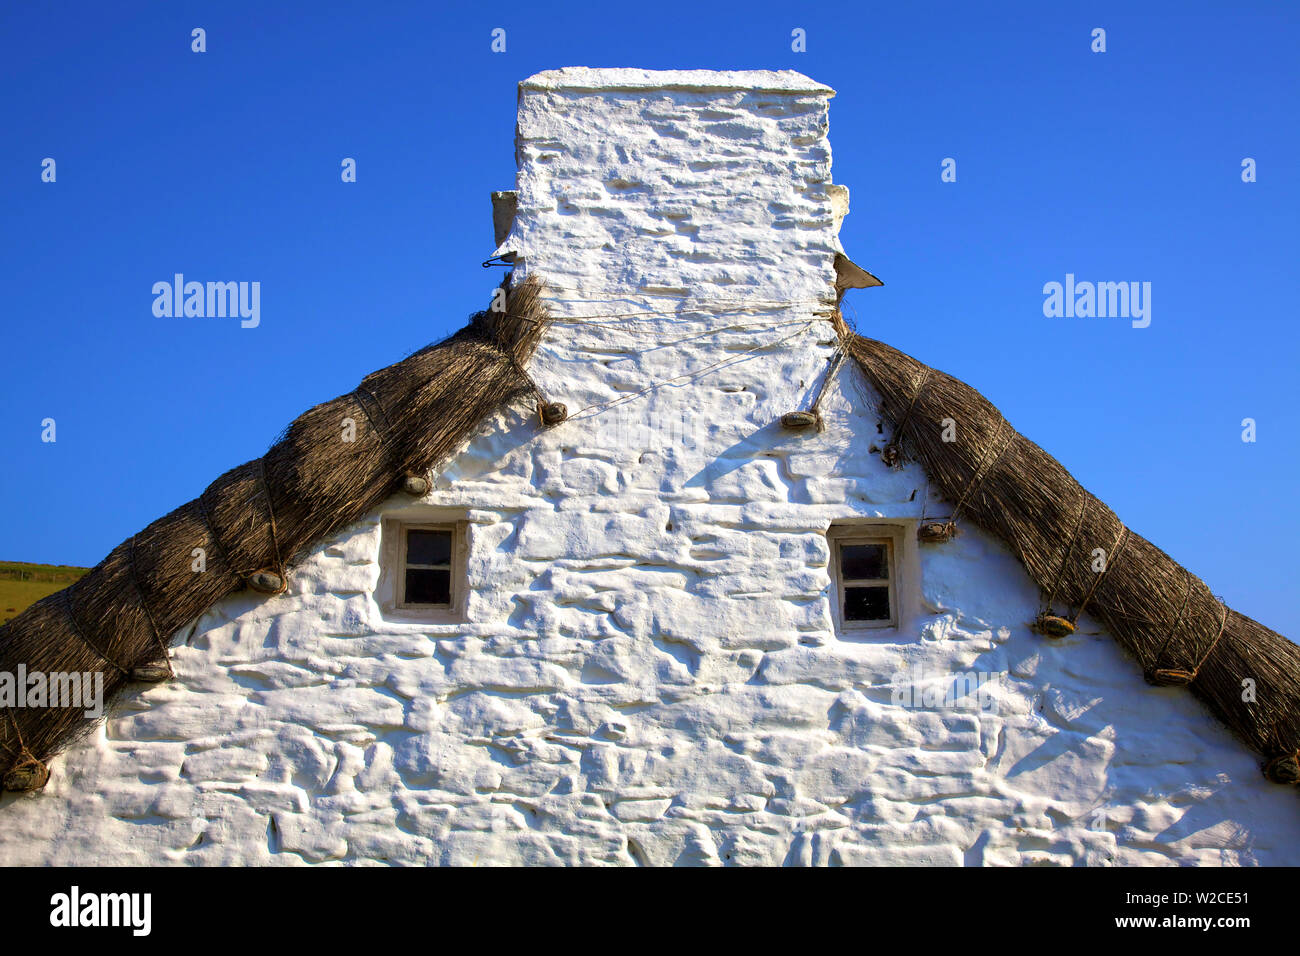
[494,67,869,306]
[486,68,875,471]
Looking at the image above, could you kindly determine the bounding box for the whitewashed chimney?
[483,67,872,487]
[499,68,847,303]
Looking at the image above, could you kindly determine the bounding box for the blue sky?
[2,1,1296,634]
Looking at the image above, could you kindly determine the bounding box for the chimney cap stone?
[519,67,835,96]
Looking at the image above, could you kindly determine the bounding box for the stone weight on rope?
[248,570,286,595]
[780,411,820,430]
[1033,613,1075,639]
[1145,667,1195,687]
[539,402,568,427]
[917,521,956,543]
[1264,753,1300,785]
[3,758,49,793]
[401,475,430,496]
[130,662,172,683]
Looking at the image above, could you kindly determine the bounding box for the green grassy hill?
[0,561,91,625]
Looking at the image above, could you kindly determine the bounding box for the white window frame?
[828,523,907,633]
[378,516,468,622]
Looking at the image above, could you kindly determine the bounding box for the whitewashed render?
[2,68,1295,866]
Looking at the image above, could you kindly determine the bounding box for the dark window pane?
[841,543,887,580]
[407,529,451,566]
[405,568,451,605]
[845,585,891,622]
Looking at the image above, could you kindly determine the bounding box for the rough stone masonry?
[1,68,1295,865]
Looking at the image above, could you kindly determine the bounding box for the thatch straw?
[0,277,550,791]
[6,276,1294,792]
[841,325,1300,784]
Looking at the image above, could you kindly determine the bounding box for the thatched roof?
[1,278,1296,793]
[840,324,1300,786]
[0,278,552,792]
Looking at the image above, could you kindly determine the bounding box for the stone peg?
[917,521,956,543]
[539,402,568,427]
[1033,613,1075,639]
[401,475,430,496]
[3,758,49,793]
[248,570,286,595]
[780,410,820,430]
[130,662,172,683]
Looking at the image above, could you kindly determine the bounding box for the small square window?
[380,518,466,620]
[829,527,901,631]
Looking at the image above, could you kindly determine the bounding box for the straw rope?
[1068,525,1131,626]
[257,458,286,586]
[60,591,128,677]
[128,534,171,670]
[1042,498,1088,613]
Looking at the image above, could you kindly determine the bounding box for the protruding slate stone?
[834,252,883,291]
[491,191,518,248]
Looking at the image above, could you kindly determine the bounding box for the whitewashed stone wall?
[1,68,1295,866]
